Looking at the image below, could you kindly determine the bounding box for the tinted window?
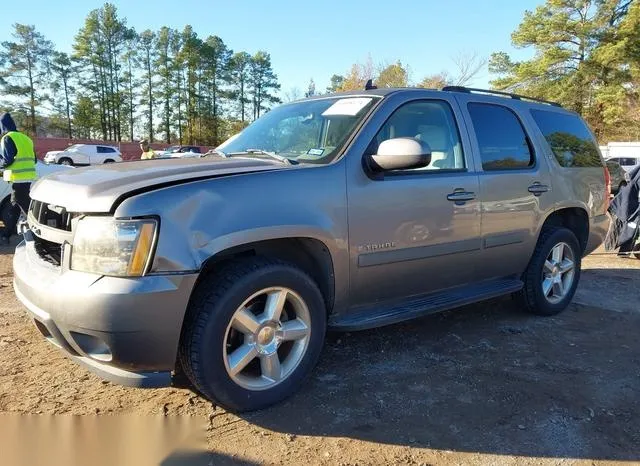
[620,158,639,166]
[531,109,601,167]
[369,100,465,171]
[468,103,533,170]
[97,146,115,153]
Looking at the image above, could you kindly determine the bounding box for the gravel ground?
[0,241,639,465]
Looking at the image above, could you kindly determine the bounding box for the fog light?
[70,332,113,362]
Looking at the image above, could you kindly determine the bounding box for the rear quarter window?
[530,109,602,168]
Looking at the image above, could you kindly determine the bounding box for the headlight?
[71,217,157,277]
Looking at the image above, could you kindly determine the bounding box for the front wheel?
[179,257,326,412]
[58,157,73,166]
[517,227,581,316]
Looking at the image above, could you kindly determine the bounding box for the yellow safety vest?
[2,131,37,183]
[141,149,156,160]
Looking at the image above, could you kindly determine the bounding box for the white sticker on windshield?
[321,97,373,116]
[307,148,324,156]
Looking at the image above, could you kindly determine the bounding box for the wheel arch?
[539,207,590,253]
[196,236,336,316]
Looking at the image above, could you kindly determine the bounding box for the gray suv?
[13,86,610,412]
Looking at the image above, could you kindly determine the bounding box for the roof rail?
[441,86,562,107]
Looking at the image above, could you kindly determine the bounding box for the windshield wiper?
[226,149,293,165]
[208,148,227,157]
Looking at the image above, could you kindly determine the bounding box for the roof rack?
[441,86,562,107]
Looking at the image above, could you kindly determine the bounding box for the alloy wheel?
[541,242,575,304]
[223,287,312,391]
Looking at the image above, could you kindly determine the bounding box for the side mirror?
[368,138,431,172]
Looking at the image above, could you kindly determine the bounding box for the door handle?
[447,190,476,203]
[528,183,549,196]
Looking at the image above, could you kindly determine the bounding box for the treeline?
[283,52,487,101]
[301,0,640,143]
[489,0,639,142]
[0,3,280,145]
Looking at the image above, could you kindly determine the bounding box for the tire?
[179,257,326,412]
[0,198,14,232]
[517,227,581,316]
[58,157,73,166]
[104,159,115,163]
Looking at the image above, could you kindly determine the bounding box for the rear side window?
[619,158,639,166]
[467,103,534,170]
[97,146,115,153]
[530,110,601,167]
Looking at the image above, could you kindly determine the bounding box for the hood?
[0,113,17,133]
[30,156,288,213]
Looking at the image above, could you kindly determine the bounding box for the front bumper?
[13,238,199,388]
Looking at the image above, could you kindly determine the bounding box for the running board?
[329,279,523,331]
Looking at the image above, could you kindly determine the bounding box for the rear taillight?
[604,165,611,212]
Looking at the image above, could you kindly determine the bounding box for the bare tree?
[450,51,488,87]
[283,86,302,102]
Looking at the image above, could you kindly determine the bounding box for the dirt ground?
[0,239,639,465]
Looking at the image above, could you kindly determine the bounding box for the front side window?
[368,100,465,171]
[530,109,601,168]
[217,96,380,164]
[468,103,534,170]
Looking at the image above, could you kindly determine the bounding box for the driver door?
[347,97,482,306]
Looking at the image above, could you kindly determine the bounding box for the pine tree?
[139,29,156,142]
[249,51,280,120]
[0,24,54,135]
[229,52,252,122]
[50,52,76,138]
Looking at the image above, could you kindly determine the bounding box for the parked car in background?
[0,160,72,228]
[606,159,630,195]
[43,144,122,166]
[15,86,610,413]
[606,155,640,174]
[158,145,203,158]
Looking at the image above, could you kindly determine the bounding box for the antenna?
[364,79,377,90]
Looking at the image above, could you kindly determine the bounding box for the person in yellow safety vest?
[139,139,156,160]
[0,112,37,245]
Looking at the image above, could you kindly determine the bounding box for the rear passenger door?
[457,97,554,279]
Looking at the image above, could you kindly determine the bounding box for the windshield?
[164,145,180,153]
[217,96,380,164]
[66,144,82,152]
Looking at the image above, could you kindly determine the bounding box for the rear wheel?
[517,227,581,316]
[104,159,115,163]
[179,257,326,412]
[58,157,73,166]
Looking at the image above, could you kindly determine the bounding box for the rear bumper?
[13,239,199,388]
[585,214,610,256]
